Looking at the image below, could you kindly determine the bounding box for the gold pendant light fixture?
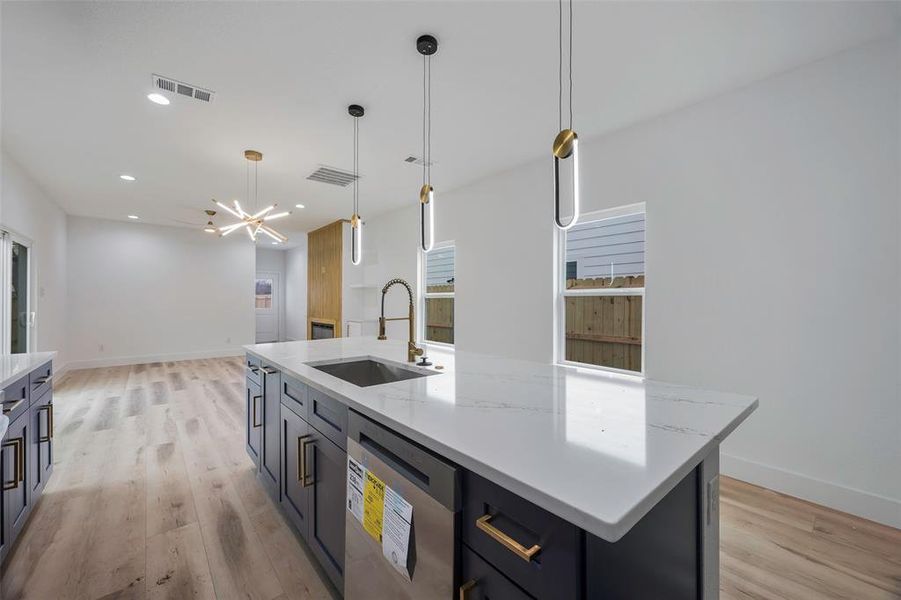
[553,0,580,230]
[348,104,364,265]
[214,150,290,243]
[417,34,438,252]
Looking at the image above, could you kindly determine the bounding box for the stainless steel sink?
[310,358,437,387]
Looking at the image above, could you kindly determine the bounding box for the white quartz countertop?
[245,338,757,542]
[0,352,55,391]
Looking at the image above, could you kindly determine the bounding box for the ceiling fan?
[165,208,219,233]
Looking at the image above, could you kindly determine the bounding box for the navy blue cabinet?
[260,366,281,497]
[29,388,53,499]
[245,378,262,468]
[280,400,312,536]
[306,427,346,591]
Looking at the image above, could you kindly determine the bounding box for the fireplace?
[310,319,336,340]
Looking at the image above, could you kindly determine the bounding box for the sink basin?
[310,358,437,387]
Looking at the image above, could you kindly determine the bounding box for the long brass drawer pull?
[251,395,262,428]
[33,375,53,387]
[476,514,541,562]
[459,579,477,600]
[300,437,316,487]
[297,434,312,484]
[2,437,23,491]
[38,405,53,442]
[2,398,25,415]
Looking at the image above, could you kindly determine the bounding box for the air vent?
[152,74,215,103]
[404,155,434,167]
[306,166,358,187]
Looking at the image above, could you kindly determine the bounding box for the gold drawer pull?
[251,394,262,428]
[2,437,24,490]
[476,514,541,562]
[459,579,477,600]
[298,435,315,487]
[38,405,53,442]
[2,398,25,415]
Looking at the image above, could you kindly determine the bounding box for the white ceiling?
[2,1,898,243]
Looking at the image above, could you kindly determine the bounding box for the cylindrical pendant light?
[348,104,364,265]
[417,34,438,252]
[553,0,580,230]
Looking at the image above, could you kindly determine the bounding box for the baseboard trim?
[721,453,901,529]
[64,349,243,371]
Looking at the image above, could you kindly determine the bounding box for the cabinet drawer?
[2,376,29,424]
[245,354,262,385]
[461,545,534,600]
[307,386,347,450]
[280,374,308,420]
[29,362,53,403]
[462,471,581,599]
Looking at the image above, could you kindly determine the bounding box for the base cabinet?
[280,404,312,535]
[245,378,262,467]
[30,389,53,499]
[306,428,346,591]
[260,367,281,497]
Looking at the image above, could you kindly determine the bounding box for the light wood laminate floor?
[0,358,898,599]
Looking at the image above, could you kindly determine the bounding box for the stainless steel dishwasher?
[344,410,459,599]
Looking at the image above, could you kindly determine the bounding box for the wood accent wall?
[307,220,344,338]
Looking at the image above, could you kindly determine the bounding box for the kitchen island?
[245,338,756,599]
[1,351,56,564]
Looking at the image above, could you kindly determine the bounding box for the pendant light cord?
[422,55,427,188]
[353,116,359,216]
[558,0,573,130]
[421,53,432,187]
[427,54,432,186]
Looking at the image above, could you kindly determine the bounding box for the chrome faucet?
[378,278,424,363]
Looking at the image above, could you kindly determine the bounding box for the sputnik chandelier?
[213,150,290,243]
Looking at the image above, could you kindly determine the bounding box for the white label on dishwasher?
[346,456,365,524]
[382,485,414,581]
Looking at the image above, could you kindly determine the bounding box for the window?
[424,244,454,344]
[255,278,273,309]
[558,206,645,374]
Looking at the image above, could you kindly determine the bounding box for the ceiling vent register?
[152,74,215,103]
[306,166,358,187]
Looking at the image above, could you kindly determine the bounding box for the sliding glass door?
[0,231,32,354]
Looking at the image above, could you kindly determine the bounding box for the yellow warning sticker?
[363,469,385,542]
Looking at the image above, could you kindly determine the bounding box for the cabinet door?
[30,389,53,500]
[259,367,280,497]
[460,544,535,600]
[4,413,31,544]
[280,404,312,538]
[246,378,262,468]
[0,429,10,563]
[307,431,346,592]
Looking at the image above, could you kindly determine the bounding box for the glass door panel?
[10,241,28,354]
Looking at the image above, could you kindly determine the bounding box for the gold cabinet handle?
[251,394,262,428]
[459,579,477,600]
[297,434,312,484]
[300,436,315,487]
[2,437,23,491]
[38,405,52,442]
[476,514,541,562]
[2,398,25,415]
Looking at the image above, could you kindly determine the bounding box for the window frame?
[554,203,646,377]
[420,240,455,348]
[0,228,34,355]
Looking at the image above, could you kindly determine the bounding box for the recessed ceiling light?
[295,204,305,209]
[147,93,170,105]
[128,215,140,220]
[120,174,136,181]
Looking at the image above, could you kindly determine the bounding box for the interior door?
[255,272,279,343]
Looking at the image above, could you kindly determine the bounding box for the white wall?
[66,216,254,368]
[255,247,287,342]
[0,151,68,366]
[362,37,901,526]
[285,238,308,341]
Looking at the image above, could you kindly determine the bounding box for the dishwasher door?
[344,411,459,600]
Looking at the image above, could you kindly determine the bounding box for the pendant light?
[348,104,364,265]
[417,34,438,252]
[553,0,579,230]
[214,150,291,243]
